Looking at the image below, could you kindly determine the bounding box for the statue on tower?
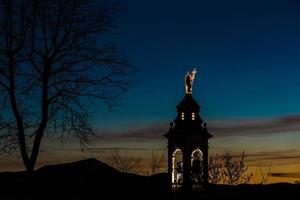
[185,68,197,94]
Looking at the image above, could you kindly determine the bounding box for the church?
[164,68,212,192]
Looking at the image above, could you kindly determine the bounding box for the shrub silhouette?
[209,152,253,185]
[110,149,142,173]
[149,150,165,175]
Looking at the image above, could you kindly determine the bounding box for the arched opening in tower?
[172,148,183,189]
[191,149,204,191]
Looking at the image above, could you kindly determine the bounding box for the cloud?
[208,115,300,137]
[89,147,165,153]
[98,115,300,141]
[270,173,300,178]
[99,123,168,141]
[241,149,300,166]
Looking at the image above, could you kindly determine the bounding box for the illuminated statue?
[185,68,197,94]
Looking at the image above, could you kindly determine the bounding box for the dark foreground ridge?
[0,158,299,200]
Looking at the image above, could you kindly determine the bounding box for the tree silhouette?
[260,165,272,185]
[149,150,165,175]
[208,154,223,184]
[209,152,253,185]
[110,149,142,173]
[0,0,136,173]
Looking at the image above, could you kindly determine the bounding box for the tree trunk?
[7,57,33,174]
[5,0,33,174]
[27,63,50,172]
[25,160,35,174]
[29,126,47,173]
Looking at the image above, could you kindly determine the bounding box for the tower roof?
[165,68,212,139]
[172,94,204,132]
[177,94,200,113]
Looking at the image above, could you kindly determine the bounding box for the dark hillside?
[0,159,299,200]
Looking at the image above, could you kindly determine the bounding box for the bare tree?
[209,152,253,185]
[259,165,272,185]
[221,152,253,185]
[149,150,165,175]
[0,0,136,173]
[208,154,223,184]
[110,149,142,173]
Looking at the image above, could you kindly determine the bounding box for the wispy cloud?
[209,115,300,137]
[271,173,300,178]
[242,149,300,166]
[98,115,300,140]
[89,147,165,153]
[99,123,168,140]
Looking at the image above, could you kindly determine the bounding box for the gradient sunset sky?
[1,0,300,183]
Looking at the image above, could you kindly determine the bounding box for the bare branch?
[110,149,142,173]
[149,150,165,175]
[0,0,136,172]
[209,152,253,185]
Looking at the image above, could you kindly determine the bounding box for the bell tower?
[164,68,212,192]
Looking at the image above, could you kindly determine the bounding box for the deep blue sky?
[95,0,300,129]
[3,1,300,179]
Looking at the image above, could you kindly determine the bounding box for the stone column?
[167,142,174,190]
[182,147,192,193]
[202,140,209,187]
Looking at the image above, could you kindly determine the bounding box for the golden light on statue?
[185,68,197,95]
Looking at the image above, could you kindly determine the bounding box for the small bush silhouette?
[209,152,253,185]
[259,165,272,184]
[149,150,165,175]
[110,149,142,173]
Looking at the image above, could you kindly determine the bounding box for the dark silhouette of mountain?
[0,158,299,200]
[35,158,120,176]
[0,159,168,200]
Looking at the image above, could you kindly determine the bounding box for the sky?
[1,0,300,183]
[96,0,300,127]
